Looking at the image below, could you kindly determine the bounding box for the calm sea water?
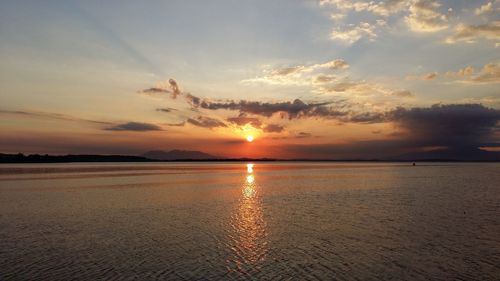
[0,162,499,280]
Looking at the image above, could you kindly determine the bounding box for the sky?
[0,0,499,159]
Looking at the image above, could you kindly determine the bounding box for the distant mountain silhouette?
[142,149,219,160]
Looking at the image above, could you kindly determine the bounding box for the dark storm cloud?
[186,116,227,129]
[104,122,163,131]
[388,104,500,147]
[284,104,500,159]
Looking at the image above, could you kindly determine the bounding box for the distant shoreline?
[1,153,499,163]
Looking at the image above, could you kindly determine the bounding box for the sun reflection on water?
[227,163,268,275]
[246,163,254,173]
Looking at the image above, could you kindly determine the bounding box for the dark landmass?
[1,147,499,163]
[142,149,219,160]
[0,153,152,163]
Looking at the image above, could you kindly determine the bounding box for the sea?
[0,162,499,280]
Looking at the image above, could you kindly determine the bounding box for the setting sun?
[246,135,254,142]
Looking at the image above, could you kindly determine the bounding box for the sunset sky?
[1,0,499,159]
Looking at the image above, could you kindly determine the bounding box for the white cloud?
[242,59,349,85]
[475,2,496,16]
[330,21,384,44]
[320,0,409,16]
[405,0,449,32]
[446,22,500,44]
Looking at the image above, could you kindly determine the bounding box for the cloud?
[139,88,170,95]
[330,22,381,44]
[427,62,500,84]
[227,116,262,128]
[391,90,414,98]
[281,103,500,159]
[424,72,438,80]
[242,59,349,85]
[406,72,438,80]
[407,62,499,84]
[140,77,410,128]
[167,79,181,99]
[192,98,347,120]
[138,78,182,99]
[388,104,500,147]
[470,63,500,83]
[104,122,163,131]
[475,2,497,16]
[406,0,448,32]
[460,95,500,108]
[330,13,346,21]
[186,116,227,129]
[227,116,285,133]
[296,132,312,138]
[445,22,500,44]
[156,107,177,113]
[164,121,185,127]
[241,59,413,111]
[349,112,387,123]
[314,75,336,84]
[320,81,365,92]
[320,0,408,16]
[263,124,285,133]
[445,66,475,78]
[322,0,452,33]
[0,109,113,125]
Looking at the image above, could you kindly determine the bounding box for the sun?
[246,135,254,142]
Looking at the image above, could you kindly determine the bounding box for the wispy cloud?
[138,79,182,99]
[0,109,113,125]
[320,0,408,17]
[408,62,500,84]
[186,116,227,129]
[242,59,349,85]
[330,21,385,44]
[156,107,177,113]
[406,72,438,81]
[104,122,163,131]
[446,22,500,44]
